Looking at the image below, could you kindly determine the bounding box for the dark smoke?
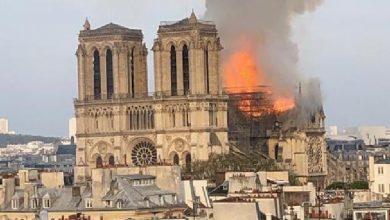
[204,0,323,105]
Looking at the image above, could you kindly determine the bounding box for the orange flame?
[224,50,264,93]
[224,48,295,117]
[273,97,296,112]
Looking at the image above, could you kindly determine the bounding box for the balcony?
[74,90,227,105]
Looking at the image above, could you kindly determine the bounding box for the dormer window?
[11,199,19,209]
[116,200,122,209]
[172,194,177,204]
[145,198,150,208]
[43,198,51,208]
[159,195,165,206]
[31,198,38,209]
[86,198,93,208]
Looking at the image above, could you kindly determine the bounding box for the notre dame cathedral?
[73,12,229,183]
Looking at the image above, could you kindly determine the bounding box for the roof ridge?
[97,22,130,30]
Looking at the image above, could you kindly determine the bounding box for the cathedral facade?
[74,13,229,183]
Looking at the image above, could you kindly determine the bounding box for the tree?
[349,181,368,189]
[182,152,277,179]
[326,181,369,190]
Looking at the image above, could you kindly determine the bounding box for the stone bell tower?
[76,19,148,101]
[152,12,229,163]
[74,19,149,183]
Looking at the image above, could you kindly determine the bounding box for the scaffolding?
[225,86,279,154]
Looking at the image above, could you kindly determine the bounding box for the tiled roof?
[376,158,390,164]
[158,18,217,33]
[1,174,184,212]
[56,144,76,155]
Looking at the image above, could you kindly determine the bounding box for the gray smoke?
[204,0,323,101]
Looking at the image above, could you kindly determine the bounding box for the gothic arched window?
[185,153,192,170]
[96,156,103,168]
[274,144,279,160]
[93,50,101,99]
[204,49,210,94]
[129,48,135,98]
[182,45,190,95]
[173,153,179,165]
[108,155,115,167]
[106,49,114,98]
[170,45,177,96]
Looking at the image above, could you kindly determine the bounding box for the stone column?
[195,48,205,94]
[176,49,184,95]
[153,48,162,94]
[162,51,171,95]
[140,45,148,96]
[113,47,119,97]
[208,49,219,95]
[189,45,197,94]
[100,52,107,99]
[134,51,142,98]
[85,54,94,98]
[76,47,85,100]
[118,46,129,96]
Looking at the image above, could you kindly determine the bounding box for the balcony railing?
[74,90,226,103]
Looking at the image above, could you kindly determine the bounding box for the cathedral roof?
[158,12,217,34]
[79,22,143,39]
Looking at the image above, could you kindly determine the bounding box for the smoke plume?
[204,0,323,108]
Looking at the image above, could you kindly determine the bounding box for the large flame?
[273,97,296,113]
[224,48,295,117]
[224,50,265,93]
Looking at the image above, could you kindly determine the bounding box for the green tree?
[349,181,368,189]
[182,152,278,179]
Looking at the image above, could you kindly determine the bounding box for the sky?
[0,0,389,137]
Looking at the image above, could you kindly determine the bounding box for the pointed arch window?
[205,49,210,94]
[108,155,115,167]
[93,50,101,99]
[96,156,103,168]
[106,49,114,98]
[173,153,179,165]
[183,45,190,95]
[185,153,192,170]
[170,45,177,96]
[129,48,135,98]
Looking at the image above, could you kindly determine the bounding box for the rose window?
[131,141,157,166]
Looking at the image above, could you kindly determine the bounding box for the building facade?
[0,168,185,220]
[0,118,8,134]
[344,126,390,146]
[68,117,77,142]
[369,156,390,197]
[74,13,229,183]
[267,109,328,185]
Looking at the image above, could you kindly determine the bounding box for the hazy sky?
[0,0,389,137]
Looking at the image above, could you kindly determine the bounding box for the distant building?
[353,201,390,220]
[0,118,8,134]
[68,117,76,142]
[344,126,390,145]
[326,135,365,152]
[328,126,338,136]
[369,156,390,197]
